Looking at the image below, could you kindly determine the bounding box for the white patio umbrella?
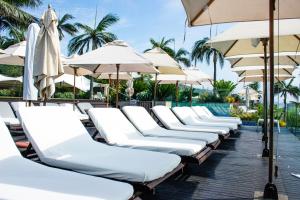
[239,74,294,82]
[181,1,300,196]
[0,74,22,87]
[232,65,296,77]
[143,47,184,105]
[55,74,99,92]
[33,6,64,104]
[238,88,260,101]
[23,23,40,104]
[227,52,300,68]
[0,49,4,54]
[65,40,157,108]
[0,41,26,65]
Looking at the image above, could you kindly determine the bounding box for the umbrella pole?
[263,0,278,198]
[73,68,77,111]
[115,64,120,108]
[175,81,179,106]
[43,93,47,106]
[190,84,193,107]
[261,38,270,157]
[107,74,111,108]
[153,73,158,106]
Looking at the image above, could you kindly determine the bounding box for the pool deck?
[154,126,300,200]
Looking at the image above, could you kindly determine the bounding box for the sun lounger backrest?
[11,102,34,113]
[60,103,82,114]
[77,102,93,114]
[151,106,183,128]
[172,107,200,124]
[0,118,21,159]
[122,106,162,133]
[200,106,214,117]
[0,102,16,118]
[40,102,60,106]
[17,107,93,159]
[88,108,142,143]
[192,106,210,119]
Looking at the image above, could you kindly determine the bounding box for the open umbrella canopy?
[143,47,184,75]
[237,88,260,101]
[227,52,300,67]
[96,72,132,80]
[208,19,300,57]
[0,41,26,65]
[33,7,64,99]
[232,65,296,77]
[0,49,5,54]
[239,74,293,83]
[182,0,300,26]
[62,54,92,76]
[65,40,157,74]
[55,74,99,92]
[0,74,22,86]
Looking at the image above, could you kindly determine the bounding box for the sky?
[25,0,300,103]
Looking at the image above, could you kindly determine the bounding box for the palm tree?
[145,37,175,57]
[57,14,78,40]
[213,80,237,100]
[0,0,41,31]
[248,81,260,92]
[173,48,191,67]
[191,37,224,92]
[275,78,300,121]
[68,13,119,55]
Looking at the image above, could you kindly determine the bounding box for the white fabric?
[55,74,100,92]
[151,106,229,135]
[143,47,184,75]
[231,65,295,77]
[172,107,237,130]
[77,102,94,114]
[88,108,206,156]
[182,0,300,26]
[17,106,180,183]
[65,40,157,74]
[122,106,218,144]
[11,101,33,113]
[23,23,40,101]
[0,74,22,84]
[0,41,26,65]
[0,102,20,126]
[59,103,89,120]
[192,106,242,125]
[96,72,132,80]
[33,8,64,99]
[200,106,242,122]
[0,118,133,200]
[239,74,293,82]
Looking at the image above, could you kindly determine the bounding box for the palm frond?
[96,13,119,31]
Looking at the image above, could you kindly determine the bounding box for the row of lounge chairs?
[0,101,241,199]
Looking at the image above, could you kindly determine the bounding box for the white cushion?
[77,102,94,114]
[89,108,207,156]
[152,106,229,135]
[201,106,242,123]
[122,106,219,144]
[11,101,33,113]
[60,103,89,121]
[2,117,20,126]
[17,106,180,183]
[0,118,133,200]
[0,102,16,118]
[172,107,238,130]
[192,106,242,125]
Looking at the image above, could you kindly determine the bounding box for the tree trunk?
[213,52,217,94]
[284,93,287,121]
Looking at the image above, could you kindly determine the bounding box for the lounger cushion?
[11,101,33,112]
[122,106,219,144]
[60,103,89,121]
[89,108,207,156]
[152,106,229,135]
[172,107,238,130]
[0,102,20,126]
[193,106,242,125]
[0,118,133,200]
[18,106,181,183]
[77,102,94,114]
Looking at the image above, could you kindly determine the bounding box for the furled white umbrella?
[143,47,184,105]
[0,41,26,65]
[65,40,157,107]
[227,52,300,68]
[181,1,300,196]
[23,23,40,103]
[33,6,64,103]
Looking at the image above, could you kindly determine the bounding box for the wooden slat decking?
[152,126,300,200]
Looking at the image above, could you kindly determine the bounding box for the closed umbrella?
[23,23,40,104]
[65,40,157,108]
[33,6,64,104]
[181,0,300,197]
[143,47,184,105]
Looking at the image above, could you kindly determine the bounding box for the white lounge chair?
[17,106,182,189]
[59,103,89,121]
[196,106,242,125]
[88,108,212,164]
[172,107,238,132]
[151,106,230,139]
[77,102,94,114]
[192,106,242,125]
[11,101,34,113]
[122,106,220,148]
[0,102,20,129]
[0,117,134,200]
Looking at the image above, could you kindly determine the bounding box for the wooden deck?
[151,126,300,200]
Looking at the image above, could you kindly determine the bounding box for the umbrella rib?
[93,64,101,73]
[224,40,238,57]
[294,35,300,42]
[282,68,292,75]
[231,57,243,68]
[239,70,246,77]
[190,0,215,26]
[287,55,299,66]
